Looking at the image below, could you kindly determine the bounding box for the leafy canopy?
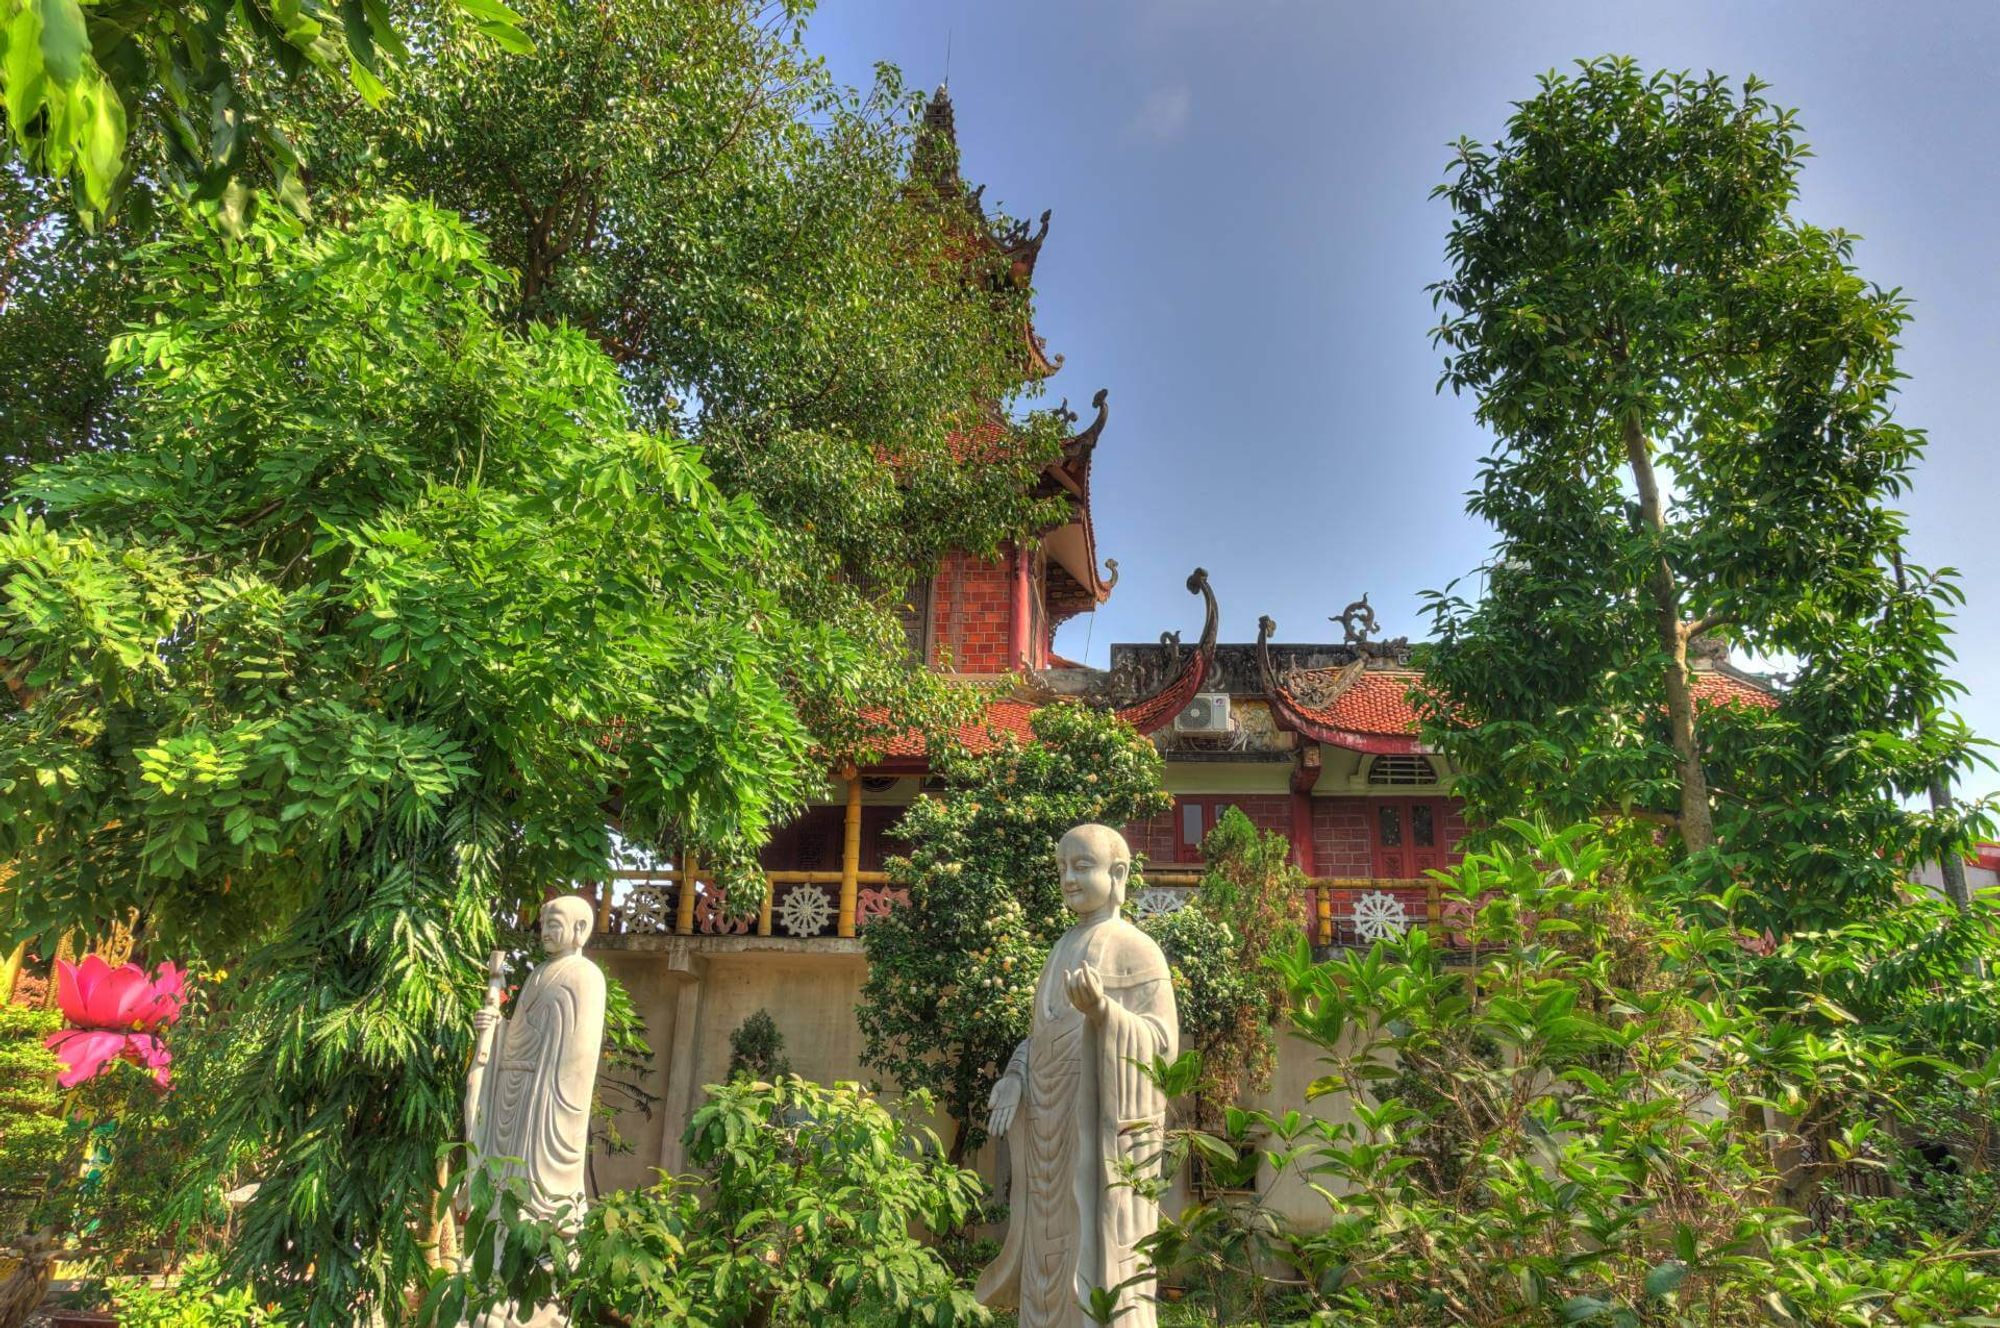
[0,0,526,217]
[0,194,845,1322]
[326,0,1073,759]
[2,0,1074,755]
[1419,58,1984,931]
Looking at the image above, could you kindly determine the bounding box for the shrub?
[1142,820,2000,1325]
[1142,806,1301,1131]
[110,1256,275,1327]
[724,1010,791,1084]
[432,1077,989,1328]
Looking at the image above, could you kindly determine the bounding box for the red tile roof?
[1266,663,1777,753]
[863,698,1041,761]
[1690,670,1780,710]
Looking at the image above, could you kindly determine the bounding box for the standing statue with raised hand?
[978,824,1179,1328]
[465,895,607,1328]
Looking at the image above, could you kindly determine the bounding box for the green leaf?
[35,0,87,84]
[4,3,50,139]
[1644,1260,1687,1298]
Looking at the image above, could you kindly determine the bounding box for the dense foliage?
[0,0,525,216]
[858,703,1170,1161]
[1145,822,2000,1325]
[1140,806,1300,1130]
[0,196,841,1322]
[325,0,1070,761]
[0,1000,62,1328]
[109,1255,274,1327]
[1419,58,1985,933]
[435,1077,988,1328]
[0,0,1072,758]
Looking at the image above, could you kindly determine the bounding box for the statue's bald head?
[540,895,595,956]
[1060,823,1132,867]
[1058,823,1133,913]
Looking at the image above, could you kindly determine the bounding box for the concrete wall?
[590,937,1367,1229]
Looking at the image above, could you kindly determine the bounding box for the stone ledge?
[590,934,865,959]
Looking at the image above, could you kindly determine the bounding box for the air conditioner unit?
[1174,693,1232,735]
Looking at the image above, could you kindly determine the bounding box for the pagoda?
[584,89,1775,1188]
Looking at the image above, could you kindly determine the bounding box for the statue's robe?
[471,950,606,1223]
[977,916,1178,1328]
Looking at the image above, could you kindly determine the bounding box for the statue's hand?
[1066,963,1106,1021]
[472,1008,499,1036]
[987,1074,1022,1137]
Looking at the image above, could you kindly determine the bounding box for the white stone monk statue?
[465,895,606,1328]
[977,824,1179,1328]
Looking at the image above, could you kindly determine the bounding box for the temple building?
[585,89,1774,1200]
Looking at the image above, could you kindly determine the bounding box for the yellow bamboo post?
[676,853,698,935]
[838,771,862,939]
[1315,885,1333,946]
[0,942,24,1006]
[757,872,774,937]
[594,882,614,936]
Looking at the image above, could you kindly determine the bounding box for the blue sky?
[807,2,2000,796]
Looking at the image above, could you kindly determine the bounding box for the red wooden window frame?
[1172,796,1245,864]
[1368,797,1452,879]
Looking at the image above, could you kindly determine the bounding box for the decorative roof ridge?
[1256,615,1423,755]
[1044,389,1113,602]
[1111,569,1219,734]
[1064,387,1109,460]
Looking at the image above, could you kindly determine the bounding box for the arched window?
[1367,754,1438,786]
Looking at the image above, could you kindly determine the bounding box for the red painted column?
[1290,790,1316,876]
[1009,543,1033,671]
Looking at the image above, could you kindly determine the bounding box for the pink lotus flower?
[44,956,185,1089]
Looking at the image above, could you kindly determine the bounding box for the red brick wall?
[1125,807,1178,868]
[1313,797,1374,878]
[929,550,1018,674]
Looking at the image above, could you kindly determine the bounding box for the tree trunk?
[1623,415,1714,853]
[946,1113,970,1169]
[1931,778,1973,914]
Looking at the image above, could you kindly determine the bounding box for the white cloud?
[1131,84,1193,143]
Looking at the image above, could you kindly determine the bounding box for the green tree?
[857,703,1170,1163]
[0,0,525,217]
[1420,58,1984,933]
[0,196,843,1323]
[1141,806,1299,1131]
[434,1077,988,1328]
[0,0,1072,752]
[328,0,1069,758]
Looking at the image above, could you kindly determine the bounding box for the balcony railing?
[594,867,1452,948]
